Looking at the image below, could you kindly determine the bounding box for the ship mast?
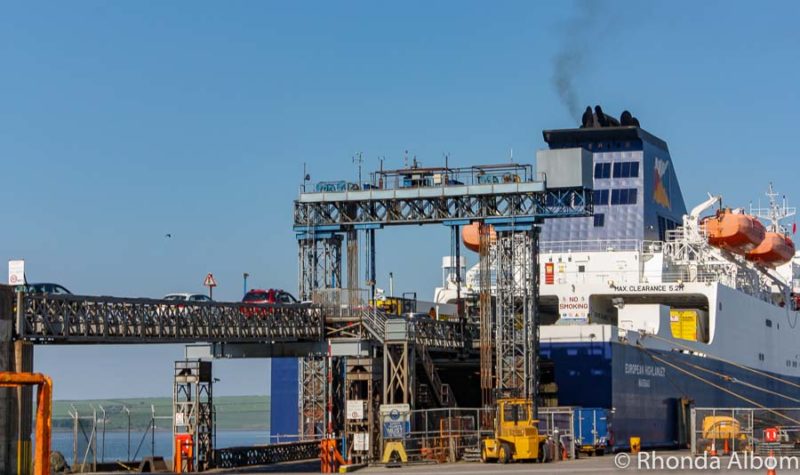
[750,183,796,234]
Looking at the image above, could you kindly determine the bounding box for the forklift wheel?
[538,442,549,463]
[498,443,511,464]
[480,442,490,463]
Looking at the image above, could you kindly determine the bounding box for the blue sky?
[2,1,799,399]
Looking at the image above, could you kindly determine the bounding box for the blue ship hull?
[544,340,797,450]
[269,340,795,450]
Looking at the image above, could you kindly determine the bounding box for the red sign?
[545,263,554,285]
[203,273,217,288]
[764,427,778,443]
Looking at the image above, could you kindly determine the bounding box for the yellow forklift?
[480,396,550,464]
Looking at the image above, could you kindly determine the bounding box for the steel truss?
[300,356,327,438]
[214,441,319,468]
[298,235,342,301]
[16,294,324,344]
[173,360,214,472]
[494,228,539,401]
[342,356,379,463]
[294,187,589,228]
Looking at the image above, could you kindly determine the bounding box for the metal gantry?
[293,163,592,459]
[173,360,214,472]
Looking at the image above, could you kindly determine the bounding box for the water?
[52,429,271,464]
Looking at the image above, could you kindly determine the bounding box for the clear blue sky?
[2,1,798,399]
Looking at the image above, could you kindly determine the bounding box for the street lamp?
[243,273,250,297]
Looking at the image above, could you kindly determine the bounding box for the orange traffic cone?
[708,439,717,456]
[723,438,729,455]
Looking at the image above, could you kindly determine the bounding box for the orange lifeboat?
[746,232,795,267]
[461,222,496,252]
[703,209,766,255]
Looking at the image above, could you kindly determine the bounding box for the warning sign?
[347,400,365,420]
[8,260,25,286]
[203,273,217,288]
[353,433,368,451]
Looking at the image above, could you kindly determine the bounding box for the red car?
[240,289,298,317]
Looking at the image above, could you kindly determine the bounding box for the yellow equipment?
[480,398,550,464]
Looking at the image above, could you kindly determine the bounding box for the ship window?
[793,361,797,368]
[593,189,609,206]
[759,353,765,361]
[611,188,638,205]
[578,265,586,273]
[594,163,611,179]
[613,161,639,178]
[766,319,773,328]
[567,349,578,356]
[594,213,605,227]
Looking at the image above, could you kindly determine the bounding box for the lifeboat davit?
[461,222,496,252]
[703,209,766,255]
[746,232,795,267]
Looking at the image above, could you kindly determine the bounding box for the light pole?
[389,272,394,297]
[243,273,249,297]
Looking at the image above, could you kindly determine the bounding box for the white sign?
[347,400,365,420]
[353,433,368,452]
[203,273,217,288]
[8,260,25,286]
[175,413,186,426]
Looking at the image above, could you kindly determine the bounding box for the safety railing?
[214,440,320,469]
[16,293,324,344]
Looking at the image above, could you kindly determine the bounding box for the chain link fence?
[691,407,800,457]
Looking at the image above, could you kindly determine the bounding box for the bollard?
[630,436,641,455]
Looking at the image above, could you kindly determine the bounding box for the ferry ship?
[433,109,800,449]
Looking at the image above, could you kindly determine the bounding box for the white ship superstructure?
[434,110,800,448]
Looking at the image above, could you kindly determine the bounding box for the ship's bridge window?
[593,189,609,206]
[594,163,611,179]
[613,161,639,178]
[593,213,605,228]
[611,188,638,205]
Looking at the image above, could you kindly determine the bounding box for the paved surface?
[197,451,800,474]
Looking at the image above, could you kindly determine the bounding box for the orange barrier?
[320,438,347,473]
[174,433,194,472]
[0,372,53,475]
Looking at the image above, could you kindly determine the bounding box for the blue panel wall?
[269,357,299,442]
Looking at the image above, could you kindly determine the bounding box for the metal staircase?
[416,344,456,407]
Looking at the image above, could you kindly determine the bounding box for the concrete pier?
[0,286,33,475]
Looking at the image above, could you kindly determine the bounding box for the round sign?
[389,409,400,420]
[9,275,17,284]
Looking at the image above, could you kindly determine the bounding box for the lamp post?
[243,273,249,297]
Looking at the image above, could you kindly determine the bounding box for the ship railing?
[540,239,641,254]
[659,271,721,284]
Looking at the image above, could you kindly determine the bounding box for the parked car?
[240,289,298,317]
[159,293,213,316]
[163,293,213,303]
[23,283,72,295]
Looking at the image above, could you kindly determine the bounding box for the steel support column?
[299,356,327,439]
[478,223,494,406]
[494,228,537,399]
[298,235,343,301]
[173,360,214,472]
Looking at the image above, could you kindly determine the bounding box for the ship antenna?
[750,183,796,233]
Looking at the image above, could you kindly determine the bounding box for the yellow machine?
[480,398,550,464]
